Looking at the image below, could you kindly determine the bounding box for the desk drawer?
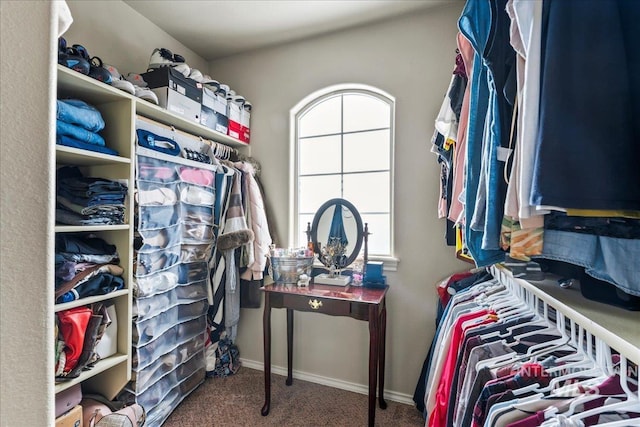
[282,294,351,316]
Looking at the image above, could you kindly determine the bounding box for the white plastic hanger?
[567,355,639,424]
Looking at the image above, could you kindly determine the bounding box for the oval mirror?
[311,198,363,270]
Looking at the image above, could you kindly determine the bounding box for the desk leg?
[286,308,294,386]
[261,293,271,416]
[368,304,380,427]
[378,302,387,409]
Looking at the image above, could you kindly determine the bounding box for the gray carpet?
[163,367,425,426]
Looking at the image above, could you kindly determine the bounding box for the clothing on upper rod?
[430,0,640,307]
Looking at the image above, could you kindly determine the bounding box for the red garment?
[436,271,474,306]
[428,309,497,427]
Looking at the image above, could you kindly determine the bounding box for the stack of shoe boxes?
[141,68,202,123]
[140,67,251,144]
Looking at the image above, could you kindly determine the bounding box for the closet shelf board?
[56,145,131,166]
[54,353,128,394]
[55,224,130,233]
[54,289,130,313]
[135,103,249,150]
[492,265,640,365]
[57,65,128,104]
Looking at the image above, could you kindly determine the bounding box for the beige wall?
[0,1,467,424]
[1,2,57,426]
[63,1,210,78]
[208,4,467,397]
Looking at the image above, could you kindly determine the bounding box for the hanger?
[566,355,639,424]
[474,306,575,373]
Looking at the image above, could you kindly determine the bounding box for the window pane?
[343,130,390,173]
[343,172,390,213]
[298,96,342,137]
[299,135,342,175]
[298,175,341,214]
[343,94,390,133]
[361,213,390,255]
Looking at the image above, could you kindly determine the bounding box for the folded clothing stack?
[55,234,125,304]
[56,99,118,156]
[56,166,128,226]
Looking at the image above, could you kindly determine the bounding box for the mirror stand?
[307,213,371,286]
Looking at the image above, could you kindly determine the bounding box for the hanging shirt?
[458,0,506,267]
[428,309,497,427]
[531,0,640,211]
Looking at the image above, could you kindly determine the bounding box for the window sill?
[369,256,399,272]
[311,256,399,272]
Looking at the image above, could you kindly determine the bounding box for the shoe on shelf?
[124,73,148,87]
[124,72,159,105]
[148,47,175,68]
[188,68,204,83]
[134,86,159,105]
[88,56,113,85]
[70,43,112,84]
[104,64,136,95]
[148,47,191,77]
[58,37,90,75]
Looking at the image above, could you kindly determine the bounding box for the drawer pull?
[308,299,323,310]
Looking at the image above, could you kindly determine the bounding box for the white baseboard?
[240,358,415,406]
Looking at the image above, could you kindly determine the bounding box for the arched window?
[290,84,395,262]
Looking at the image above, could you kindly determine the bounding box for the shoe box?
[226,96,243,141]
[201,86,229,135]
[55,404,82,427]
[240,102,251,144]
[142,67,202,123]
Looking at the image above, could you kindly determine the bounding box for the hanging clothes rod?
[491,264,640,366]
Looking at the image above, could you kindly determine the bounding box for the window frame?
[289,84,398,270]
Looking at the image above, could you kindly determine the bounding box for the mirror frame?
[310,198,364,270]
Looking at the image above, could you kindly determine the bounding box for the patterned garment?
[207,335,241,378]
[500,216,543,261]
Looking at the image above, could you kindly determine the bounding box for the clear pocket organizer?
[132,299,207,347]
[133,290,177,322]
[137,180,179,206]
[138,223,181,251]
[138,205,180,230]
[136,244,181,276]
[133,317,206,368]
[178,261,208,283]
[137,155,179,183]
[180,243,215,263]
[134,264,179,298]
[178,166,215,188]
[181,222,216,244]
[130,348,204,394]
[179,184,215,206]
[174,280,208,301]
[132,330,205,372]
[181,204,214,225]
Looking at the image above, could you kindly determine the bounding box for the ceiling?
[124,0,450,61]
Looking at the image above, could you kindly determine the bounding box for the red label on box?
[240,125,251,144]
[228,120,242,140]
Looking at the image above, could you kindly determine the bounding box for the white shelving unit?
[54,63,250,403]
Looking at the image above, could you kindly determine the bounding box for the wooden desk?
[260,283,389,427]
